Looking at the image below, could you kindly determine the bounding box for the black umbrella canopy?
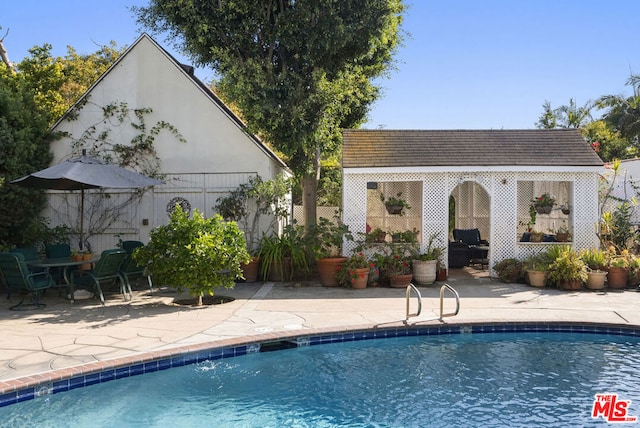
[11,153,164,190]
[11,152,164,250]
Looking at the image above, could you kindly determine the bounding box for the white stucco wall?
[46,35,290,252]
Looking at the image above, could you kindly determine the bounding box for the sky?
[3,1,640,130]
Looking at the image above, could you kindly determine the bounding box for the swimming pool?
[1,325,639,427]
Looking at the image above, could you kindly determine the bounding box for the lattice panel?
[367,181,423,242]
[344,170,601,274]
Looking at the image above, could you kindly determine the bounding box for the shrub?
[133,206,250,305]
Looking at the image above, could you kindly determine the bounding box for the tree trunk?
[0,30,15,72]
[301,148,321,231]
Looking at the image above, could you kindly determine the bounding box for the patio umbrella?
[11,150,164,249]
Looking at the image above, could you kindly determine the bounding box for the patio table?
[27,256,100,303]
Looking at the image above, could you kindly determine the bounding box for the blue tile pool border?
[1,320,639,408]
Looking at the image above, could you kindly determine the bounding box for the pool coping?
[2,319,639,408]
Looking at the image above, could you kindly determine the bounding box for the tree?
[135,0,404,228]
[17,43,123,126]
[597,74,640,145]
[0,62,53,249]
[0,39,125,249]
[133,207,250,305]
[536,98,592,130]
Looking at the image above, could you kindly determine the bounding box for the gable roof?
[342,129,603,168]
[53,33,289,171]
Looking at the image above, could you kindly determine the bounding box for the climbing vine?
[55,99,186,249]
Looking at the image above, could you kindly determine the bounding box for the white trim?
[344,165,603,174]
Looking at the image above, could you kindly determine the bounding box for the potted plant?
[529,230,544,242]
[385,253,413,288]
[546,247,588,290]
[258,225,309,282]
[607,253,630,289]
[580,248,609,290]
[391,228,419,243]
[560,203,571,215]
[531,192,556,215]
[336,252,372,289]
[522,254,549,288]
[628,255,640,287]
[555,226,571,243]
[132,207,250,306]
[412,233,443,285]
[380,192,411,215]
[308,215,353,287]
[365,227,387,243]
[214,174,291,283]
[492,258,523,283]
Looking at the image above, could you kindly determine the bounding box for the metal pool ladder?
[405,283,460,322]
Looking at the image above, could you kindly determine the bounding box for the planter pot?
[628,271,640,287]
[607,267,629,289]
[535,205,553,214]
[316,257,347,287]
[268,257,291,282]
[436,268,447,281]
[349,268,369,289]
[527,270,546,287]
[389,273,412,288]
[555,232,570,242]
[412,259,437,285]
[80,253,93,271]
[561,208,571,215]
[561,279,583,291]
[586,270,607,290]
[385,205,404,215]
[240,257,260,283]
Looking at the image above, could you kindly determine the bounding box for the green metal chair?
[0,252,54,310]
[70,249,128,305]
[119,241,153,296]
[45,243,72,294]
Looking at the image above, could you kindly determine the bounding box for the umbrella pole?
[79,187,85,251]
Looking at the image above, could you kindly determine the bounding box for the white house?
[341,129,604,272]
[46,34,290,252]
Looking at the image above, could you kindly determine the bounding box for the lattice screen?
[343,169,601,276]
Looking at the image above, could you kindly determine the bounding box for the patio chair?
[45,243,72,294]
[119,241,153,295]
[0,252,54,310]
[70,249,128,305]
[451,228,490,269]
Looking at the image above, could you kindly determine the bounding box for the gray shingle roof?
[342,129,604,168]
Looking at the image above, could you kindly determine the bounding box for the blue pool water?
[2,331,639,427]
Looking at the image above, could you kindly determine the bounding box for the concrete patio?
[1,267,639,387]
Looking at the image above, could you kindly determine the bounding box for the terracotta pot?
[527,270,546,287]
[316,257,347,287]
[389,273,412,288]
[561,279,582,291]
[555,232,569,242]
[349,268,369,289]
[268,257,291,282]
[80,253,93,271]
[436,268,448,281]
[586,270,607,290]
[607,267,629,289]
[241,257,260,283]
[412,259,437,285]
